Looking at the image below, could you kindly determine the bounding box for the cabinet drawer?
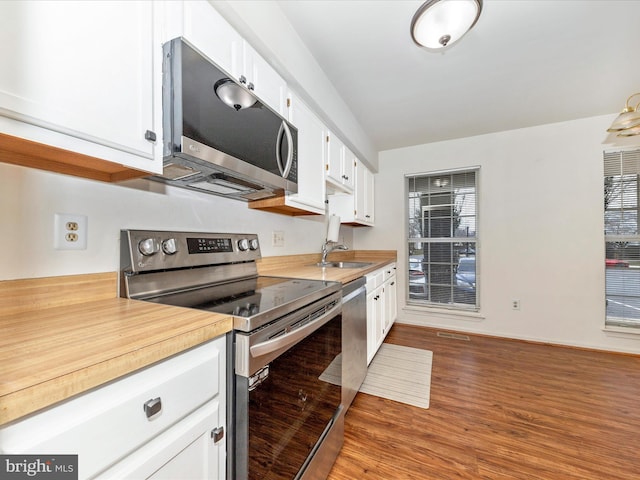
[365,268,384,291]
[383,263,397,282]
[0,337,224,479]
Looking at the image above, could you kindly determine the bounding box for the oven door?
[230,300,343,479]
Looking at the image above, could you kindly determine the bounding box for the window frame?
[604,148,640,330]
[405,167,479,311]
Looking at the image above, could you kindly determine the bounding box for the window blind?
[406,169,478,309]
[604,149,640,328]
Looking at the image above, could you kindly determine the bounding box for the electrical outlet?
[272,230,285,247]
[54,213,87,250]
[512,299,520,310]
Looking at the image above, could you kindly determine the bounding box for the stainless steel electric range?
[120,230,344,480]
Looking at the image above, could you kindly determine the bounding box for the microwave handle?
[276,120,294,179]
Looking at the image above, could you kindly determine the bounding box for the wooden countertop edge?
[0,315,232,426]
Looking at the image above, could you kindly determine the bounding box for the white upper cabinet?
[325,131,355,193]
[355,159,375,224]
[239,42,287,117]
[285,92,326,214]
[248,91,326,216]
[0,0,161,174]
[326,132,345,187]
[161,1,287,118]
[161,0,241,76]
[342,147,356,192]
[328,158,375,226]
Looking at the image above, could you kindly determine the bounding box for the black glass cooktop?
[145,276,340,332]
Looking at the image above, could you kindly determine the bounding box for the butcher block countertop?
[0,250,395,426]
[257,250,397,283]
[0,272,232,426]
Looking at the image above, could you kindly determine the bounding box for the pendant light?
[607,93,640,136]
[411,0,483,50]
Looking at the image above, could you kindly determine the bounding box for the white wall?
[354,114,640,354]
[0,163,353,281]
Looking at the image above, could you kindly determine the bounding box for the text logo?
[0,455,78,480]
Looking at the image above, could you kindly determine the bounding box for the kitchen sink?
[312,261,373,269]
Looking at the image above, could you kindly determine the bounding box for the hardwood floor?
[327,325,640,480]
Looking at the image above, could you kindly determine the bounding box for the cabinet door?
[326,131,345,187]
[99,400,224,480]
[244,41,287,116]
[354,160,374,225]
[366,284,385,365]
[384,276,397,336]
[374,286,385,355]
[146,403,223,480]
[286,92,326,214]
[328,159,374,226]
[0,0,158,172]
[178,0,242,76]
[366,289,377,365]
[342,147,356,191]
[364,166,375,224]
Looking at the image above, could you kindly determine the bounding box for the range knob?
[138,238,160,256]
[162,238,178,255]
[238,238,250,251]
[249,238,259,250]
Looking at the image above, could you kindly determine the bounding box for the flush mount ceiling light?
[607,93,640,137]
[410,0,483,50]
[214,78,256,111]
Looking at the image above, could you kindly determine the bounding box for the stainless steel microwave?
[153,38,298,201]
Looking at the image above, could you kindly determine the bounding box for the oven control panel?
[186,237,234,254]
[121,230,261,273]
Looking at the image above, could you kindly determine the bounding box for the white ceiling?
[277,0,640,152]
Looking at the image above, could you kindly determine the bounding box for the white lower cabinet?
[0,337,226,480]
[366,271,384,365]
[102,400,221,480]
[366,263,397,364]
[383,264,397,338]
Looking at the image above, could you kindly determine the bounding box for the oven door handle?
[249,302,340,358]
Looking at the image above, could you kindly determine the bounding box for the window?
[604,149,640,328]
[406,169,478,309]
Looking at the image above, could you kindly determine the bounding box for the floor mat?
[320,343,432,409]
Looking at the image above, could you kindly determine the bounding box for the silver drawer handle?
[143,397,162,419]
[211,426,225,444]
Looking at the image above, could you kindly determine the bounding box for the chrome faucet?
[320,240,349,265]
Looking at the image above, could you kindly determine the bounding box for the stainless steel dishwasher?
[341,277,367,410]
